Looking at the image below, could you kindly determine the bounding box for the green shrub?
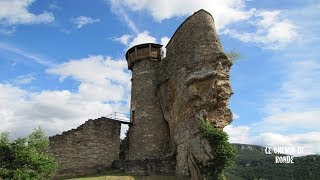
[198,119,237,179]
[0,128,58,179]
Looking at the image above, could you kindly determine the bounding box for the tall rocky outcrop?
[126,9,233,178]
[158,9,233,177]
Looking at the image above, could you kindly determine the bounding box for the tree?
[0,128,58,179]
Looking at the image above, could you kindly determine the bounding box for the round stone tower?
[126,43,171,160]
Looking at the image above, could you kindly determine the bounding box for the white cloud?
[160,36,170,47]
[47,55,130,85]
[109,0,139,33]
[114,32,171,59]
[13,74,35,85]
[222,10,297,49]
[109,1,298,49]
[128,31,157,48]
[47,55,131,101]
[224,125,250,144]
[114,34,133,46]
[260,60,320,132]
[232,112,240,120]
[260,111,320,132]
[115,32,169,50]
[72,16,100,29]
[49,1,60,10]
[0,0,54,26]
[110,0,253,30]
[160,36,170,57]
[225,4,320,155]
[121,124,129,139]
[252,132,320,155]
[0,56,131,139]
[0,43,54,67]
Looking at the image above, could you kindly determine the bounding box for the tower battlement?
[126,43,163,70]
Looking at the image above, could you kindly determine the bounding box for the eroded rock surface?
[156,9,233,177]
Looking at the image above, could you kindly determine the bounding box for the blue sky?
[0,0,319,155]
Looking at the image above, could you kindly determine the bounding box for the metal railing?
[105,112,130,122]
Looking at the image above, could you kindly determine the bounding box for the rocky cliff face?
[157,9,233,177]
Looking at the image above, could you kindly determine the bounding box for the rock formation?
[126,9,233,177]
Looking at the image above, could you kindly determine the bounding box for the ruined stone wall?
[49,117,121,179]
[128,58,172,160]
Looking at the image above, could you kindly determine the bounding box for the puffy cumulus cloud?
[72,16,100,29]
[114,32,171,59]
[127,31,157,48]
[160,37,170,47]
[109,0,298,49]
[47,55,131,102]
[47,55,130,85]
[1,56,131,139]
[109,0,253,30]
[114,34,133,46]
[0,0,54,26]
[222,10,297,49]
[114,32,170,57]
[224,125,250,144]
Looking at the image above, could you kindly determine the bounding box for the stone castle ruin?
[49,9,233,179]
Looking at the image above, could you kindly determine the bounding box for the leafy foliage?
[0,128,58,179]
[198,119,237,179]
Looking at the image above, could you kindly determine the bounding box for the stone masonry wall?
[128,58,173,160]
[49,117,121,179]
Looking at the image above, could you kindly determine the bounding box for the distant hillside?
[225,143,320,180]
